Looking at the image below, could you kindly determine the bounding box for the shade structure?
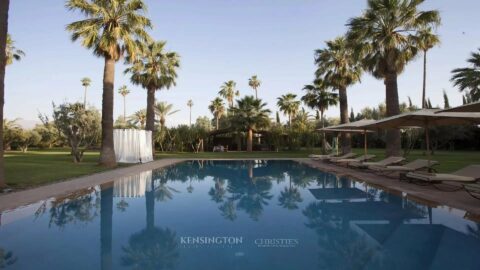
[358,109,480,164]
[318,119,377,156]
[436,101,480,113]
[114,129,154,163]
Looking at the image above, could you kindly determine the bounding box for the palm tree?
[451,49,480,102]
[301,79,338,153]
[248,75,261,99]
[125,41,180,142]
[417,27,440,108]
[66,0,152,167]
[129,109,147,129]
[80,77,91,108]
[277,93,300,126]
[346,0,440,156]
[154,102,179,130]
[315,37,361,154]
[118,85,130,123]
[219,80,239,108]
[230,96,271,152]
[208,97,225,130]
[187,99,193,126]
[5,34,25,66]
[0,0,9,187]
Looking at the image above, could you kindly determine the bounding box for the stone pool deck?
[1,158,479,220]
[299,159,480,220]
[0,159,183,212]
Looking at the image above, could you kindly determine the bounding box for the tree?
[443,90,450,109]
[129,109,147,129]
[315,37,362,154]
[81,77,91,108]
[230,96,271,152]
[0,0,8,187]
[3,118,20,150]
[154,101,179,131]
[187,99,193,126]
[52,102,101,163]
[451,49,480,102]
[125,41,180,145]
[416,27,440,108]
[5,34,25,66]
[277,93,300,126]
[301,80,338,153]
[17,129,41,153]
[118,85,130,123]
[276,111,280,124]
[66,0,152,167]
[219,80,239,108]
[248,75,261,99]
[208,97,225,130]
[346,0,440,156]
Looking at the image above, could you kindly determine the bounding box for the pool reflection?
[0,160,479,270]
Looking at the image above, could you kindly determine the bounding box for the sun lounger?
[349,156,405,168]
[327,153,357,162]
[368,159,438,174]
[406,165,480,183]
[464,183,480,200]
[309,153,336,160]
[333,154,376,164]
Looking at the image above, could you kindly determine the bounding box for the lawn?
[4,148,480,189]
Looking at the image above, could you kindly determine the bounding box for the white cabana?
[114,129,153,163]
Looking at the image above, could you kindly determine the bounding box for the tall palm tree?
[66,0,152,167]
[248,75,261,99]
[208,97,225,130]
[301,79,338,153]
[346,0,440,156]
[81,77,91,108]
[0,0,8,187]
[315,37,361,154]
[5,34,25,66]
[451,49,480,102]
[125,41,179,140]
[129,109,147,129]
[154,101,179,130]
[187,99,193,126]
[276,93,300,126]
[118,85,130,123]
[416,27,440,108]
[219,80,239,108]
[230,96,271,152]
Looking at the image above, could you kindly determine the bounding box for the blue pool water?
[0,160,479,270]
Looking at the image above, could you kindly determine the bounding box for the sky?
[5,0,480,127]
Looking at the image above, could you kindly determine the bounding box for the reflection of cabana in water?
[114,171,152,198]
[358,223,480,270]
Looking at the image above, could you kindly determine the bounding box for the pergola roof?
[436,102,480,113]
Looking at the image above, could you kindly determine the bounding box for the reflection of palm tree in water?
[230,179,273,221]
[100,183,113,270]
[278,175,302,210]
[121,179,178,270]
[0,248,17,268]
[208,177,226,203]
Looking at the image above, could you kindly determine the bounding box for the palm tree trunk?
[338,86,351,154]
[99,56,117,167]
[321,110,326,154]
[247,128,253,152]
[216,116,219,130]
[422,50,427,109]
[84,86,88,108]
[146,180,154,231]
[385,72,402,157]
[146,87,156,158]
[189,107,192,126]
[255,88,258,99]
[123,96,126,123]
[0,0,9,188]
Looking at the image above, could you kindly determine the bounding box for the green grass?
[4,148,480,189]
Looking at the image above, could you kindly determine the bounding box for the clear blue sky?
[6,0,480,127]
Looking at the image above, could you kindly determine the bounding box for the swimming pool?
[0,160,479,269]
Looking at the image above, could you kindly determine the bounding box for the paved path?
[299,159,480,219]
[0,159,183,212]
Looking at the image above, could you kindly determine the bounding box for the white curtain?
[113,170,153,198]
[114,129,153,163]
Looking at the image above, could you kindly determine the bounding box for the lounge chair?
[333,154,376,165]
[464,183,480,199]
[368,159,438,175]
[349,156,405,169]
[406,165,480,183]
[309,153,336,160]
[327,153,357,162]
